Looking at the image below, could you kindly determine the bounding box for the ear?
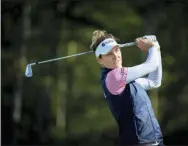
[96,57,103,66]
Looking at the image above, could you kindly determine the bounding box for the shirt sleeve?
[105,67,128,95]
[126,46,159,84]
[135,50,162,90]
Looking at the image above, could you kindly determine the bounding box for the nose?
[112,51,119,60]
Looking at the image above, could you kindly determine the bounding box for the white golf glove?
[143,35,160,50]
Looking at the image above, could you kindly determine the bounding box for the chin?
[107,64,122,69]
[114,64,122,68]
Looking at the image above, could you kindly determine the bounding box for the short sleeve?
[105,67,128,95]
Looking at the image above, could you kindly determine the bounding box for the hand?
[136,38,153,52]
[143,35,160,51]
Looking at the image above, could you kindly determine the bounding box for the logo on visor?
[102,40,114,47]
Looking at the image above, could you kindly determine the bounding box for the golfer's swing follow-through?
[90,30,163,146]
[25,30,164,146]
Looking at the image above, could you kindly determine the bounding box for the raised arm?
[126,38,160,84]
[135,45,162,90]
[126,46,159,84]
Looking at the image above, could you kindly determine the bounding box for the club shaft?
[30,42,136,65]
[35,50,93,65]
[120,42,136,47]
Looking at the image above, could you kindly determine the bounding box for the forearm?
[126,46,159,84]
[135,50,162,90]
[148,50,162,87]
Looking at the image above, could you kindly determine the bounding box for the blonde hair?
[90,30,119,53]
[91,30,106,44]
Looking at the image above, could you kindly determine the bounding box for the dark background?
[2,0,188,145]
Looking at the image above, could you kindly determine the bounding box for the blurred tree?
[2,0,188,145]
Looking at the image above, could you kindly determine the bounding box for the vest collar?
[100,67,113,79]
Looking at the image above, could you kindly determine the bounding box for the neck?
[102,65,122,70]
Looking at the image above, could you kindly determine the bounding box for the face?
[97,45,122,69]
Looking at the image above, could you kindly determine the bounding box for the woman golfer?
[90,30,164,146]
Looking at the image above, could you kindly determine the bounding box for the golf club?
[25,36,156,78]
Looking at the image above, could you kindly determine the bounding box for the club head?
[25,64,33,77]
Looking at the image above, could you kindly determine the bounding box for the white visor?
[95,38,119,57]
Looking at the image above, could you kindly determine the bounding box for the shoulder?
[105,67,128,95]
[107,67,128,81]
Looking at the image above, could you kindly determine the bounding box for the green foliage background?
[2,0,188,145]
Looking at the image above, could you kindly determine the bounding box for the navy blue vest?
[100,68,163,145]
